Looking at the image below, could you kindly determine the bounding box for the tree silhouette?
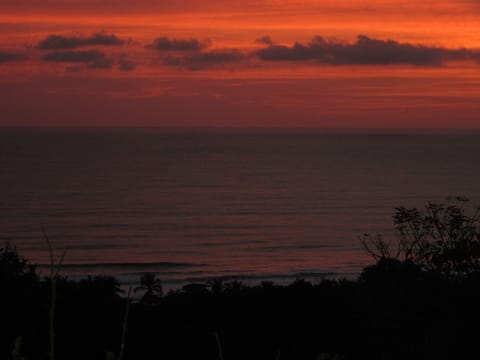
[208,278,225,295]
[0,242,39,305]
[135,272,163,304]
[0,242,38,285]
[361,196,480,279]
[224,280,245,294]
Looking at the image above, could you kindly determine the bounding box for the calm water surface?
[1,128,479,288]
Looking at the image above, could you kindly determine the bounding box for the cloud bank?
[151,35,479,70]
[256,35,472,66]
[5,34,479,72]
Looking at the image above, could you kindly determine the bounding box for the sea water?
[1,128,479,288]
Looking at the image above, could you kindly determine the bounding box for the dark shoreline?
[34,267,359,299]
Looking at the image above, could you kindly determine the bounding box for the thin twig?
[42,227,67,360]
[215,331,224,360]
[119,287,132,360]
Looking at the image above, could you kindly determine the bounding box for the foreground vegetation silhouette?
[2,197,480,360]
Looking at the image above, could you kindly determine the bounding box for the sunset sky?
[1,0,479,127]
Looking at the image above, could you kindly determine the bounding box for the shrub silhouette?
[361,196,480,279]
[0,242,38,287]
[1,243,41,359]
[359,258,424,289]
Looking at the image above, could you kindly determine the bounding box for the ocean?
[1,128,480,289]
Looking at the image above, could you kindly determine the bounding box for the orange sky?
[1,0,479,127]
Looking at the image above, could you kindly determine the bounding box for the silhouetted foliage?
[359,258,424,288]
[260,280,276,290]
[181,282,209,296]
[361,197,480,279]
[224,280,245,294]
[134,272,162,305]
[75,275,124,304]
[208,278,225,295]
[0,242,38,286]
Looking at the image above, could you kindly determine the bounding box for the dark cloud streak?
[163,50,245,70]
[255,35,274,45]
[43,50,105,62]
[149,37,211,51]
[38,33,125,50]
[148,36,244,70]
[43,50,113,69]
[0,50,27,63]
